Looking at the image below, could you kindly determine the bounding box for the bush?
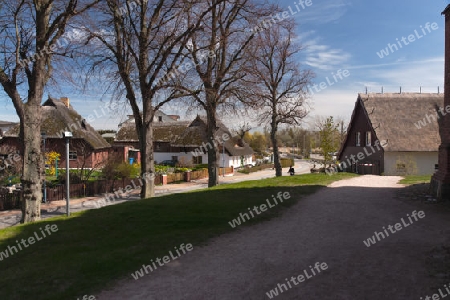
[192,164,208,171]
[57,172,82,184]
[155,165,172,174]
[280,158,294,168]
[102,159,140,180]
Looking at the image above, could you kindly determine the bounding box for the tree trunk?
[139,112,155,199]
[206,103,219,187]
[20,103,43,223]
[270,120,282,177]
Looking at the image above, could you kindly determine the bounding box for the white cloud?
[364,57,444,90]
[287,0,351,25]
[306,89,357,125]
[302,39,351,70]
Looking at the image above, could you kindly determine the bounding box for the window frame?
[69,151,77,160]
[193,156,202,164]
[366,131,371,146]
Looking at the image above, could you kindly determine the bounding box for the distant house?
[1,97,111,169]
[113,110,182,163]
[172,116,254,167]
[115,113,254,167]
[0,121,18,136]
[338,93,443,175]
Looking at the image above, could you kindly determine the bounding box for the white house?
[115,113,254,167]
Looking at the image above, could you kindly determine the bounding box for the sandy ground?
[96,175,450,300]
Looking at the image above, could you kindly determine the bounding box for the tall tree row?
[0,0,315,224]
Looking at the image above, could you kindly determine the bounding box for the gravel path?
[97,175,450,300]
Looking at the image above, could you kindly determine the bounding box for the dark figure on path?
[288,166,295,176]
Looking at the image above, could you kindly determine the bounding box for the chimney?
[60,97,70,108]
[430,5,450,200]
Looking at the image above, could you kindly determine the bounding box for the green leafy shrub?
[192,164,208,171]
[57,172,82,184]
[280,158,294,168]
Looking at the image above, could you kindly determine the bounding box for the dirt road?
[97,175,450,299]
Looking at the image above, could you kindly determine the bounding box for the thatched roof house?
[338,93,444,175]
[5,97,110,149]
[115,114,254,167]
[1,97,110,168]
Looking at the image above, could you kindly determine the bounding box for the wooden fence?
[0,190,21,211]
[0,167,234,210]
[190,169,208,180]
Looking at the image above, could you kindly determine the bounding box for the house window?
[193,156,202,164]
[366,131,371,146]
[69,151,77,160]
[356,132,361,146]
[158,116,163,122]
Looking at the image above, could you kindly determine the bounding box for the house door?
[356,161,380,175]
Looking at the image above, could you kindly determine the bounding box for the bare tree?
[0,0,99,222]
[71,140,107,182]
[171,0,272,187]
[82,0,211,198]
[244,21,313,176]
[234,122,252,140]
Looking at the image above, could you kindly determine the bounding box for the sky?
[0,0,448,131]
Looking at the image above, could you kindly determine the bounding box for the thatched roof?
[116,121,191,142]
[173,116,253,156]
[349,93,444,152]
[116,115,254,156]
[443,4,450,15]
[4,97,110,149]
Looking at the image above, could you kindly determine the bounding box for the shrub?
[280,158,294,168]
[192,164,208,171]
[57,171,82,184]
[175,167,191,173]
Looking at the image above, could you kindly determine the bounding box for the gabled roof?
[173,116,254,156]
[115,121,191,142]
[116,114,254,156]
[0,121,18,126]
[5,97,110,149]
[442,4,450,15]
[118,109,178,128]
[340,93,443,153]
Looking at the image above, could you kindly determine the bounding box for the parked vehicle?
[159,160,178,167]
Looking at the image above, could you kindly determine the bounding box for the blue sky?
[287,0,448,128]
[0,0,448,130]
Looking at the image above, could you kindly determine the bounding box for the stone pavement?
[0,162,312,230]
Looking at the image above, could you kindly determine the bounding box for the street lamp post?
[63,131,72,216]
[41,132,47,203]
[222,140,225,177]
[55,157,58,177]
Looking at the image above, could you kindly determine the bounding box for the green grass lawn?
[398,175,432,185]
[0,172,357,300]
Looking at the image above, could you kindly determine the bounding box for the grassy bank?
[398,175,432,185]
[0,172,357,299]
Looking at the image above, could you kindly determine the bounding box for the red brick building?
[0,97,111,170]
